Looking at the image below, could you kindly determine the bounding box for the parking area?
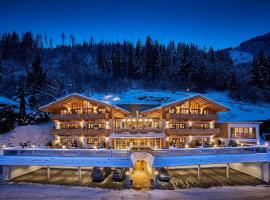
[10,167,266,190]
[168,167,265,189]
[11,168,128,189]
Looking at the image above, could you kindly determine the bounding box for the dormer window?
[99,108,106,114]
[169,109,175,114]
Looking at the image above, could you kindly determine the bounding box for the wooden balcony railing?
[52,128,110,136]
[114,128,162,133]
[165,128,220,136]
[51,113,109,120]
[165,113,217,120]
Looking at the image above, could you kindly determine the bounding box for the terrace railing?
[149,146,269,157]
[165,113,218,120]
[2,148,130,158]
[2,146,268,158]
[51,113,109,120]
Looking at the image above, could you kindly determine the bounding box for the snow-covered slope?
[230,50,253,65]
[0,122,53,147]
[0,96,19,107]
[85,90,270,122]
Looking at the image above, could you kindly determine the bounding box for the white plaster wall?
[2,165,42,180]
[230,162,269,182]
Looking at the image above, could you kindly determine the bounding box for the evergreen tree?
[111,42,124,80]
[250,51,268,89]
[132,39,143,79]
[70,34,76,48]
[20,31,35,64]
[16,87,26,115]
[27,50,46,108]
[96,42,110,73]
[61,32,66,46]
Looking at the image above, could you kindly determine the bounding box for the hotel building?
[40,93,260,149]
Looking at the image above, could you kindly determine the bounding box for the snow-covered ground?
[230,49,253,65]
[0,122,53,148]
[0,96,19,107]
[1,183,270,200]
[84,89,270,122]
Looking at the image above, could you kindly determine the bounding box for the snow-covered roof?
[1,152,270,168]
[153,153,270,167]
[39,90,270,122]
[141,94,229,113]
[0,155,132,168]
[39,93,130,114]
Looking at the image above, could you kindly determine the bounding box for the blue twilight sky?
[0,0,270,49]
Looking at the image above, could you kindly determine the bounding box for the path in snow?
[0,182,270,200]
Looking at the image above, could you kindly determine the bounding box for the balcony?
[114,128,162,134]
[165,113,217,121]
[52,128,110,136]
[51,113,109,120]
[165,128,220,136]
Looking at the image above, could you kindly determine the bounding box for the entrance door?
[131,160,151,188]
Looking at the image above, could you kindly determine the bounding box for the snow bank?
[0,122,53,148]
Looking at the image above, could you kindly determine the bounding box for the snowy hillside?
[85,90,270,122]
[230,50,253,65]
[0,122,53,147]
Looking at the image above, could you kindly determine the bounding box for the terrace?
[165,113,218,121]
[1,145,268,158]
[51,113,109,120]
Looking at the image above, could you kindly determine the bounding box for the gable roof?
[39,93,130,114]
[141,94,229,113]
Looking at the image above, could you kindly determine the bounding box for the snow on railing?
[150,146,269,157]
[2,148,130,158]
[1,146,268,158]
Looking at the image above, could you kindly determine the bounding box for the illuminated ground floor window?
[112,138,163,149]
[170,136,212,148]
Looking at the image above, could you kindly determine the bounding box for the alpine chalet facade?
[40,93,260,149]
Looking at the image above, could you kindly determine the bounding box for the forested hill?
[0,31,270,109]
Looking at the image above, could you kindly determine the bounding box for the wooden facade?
[39,93,258,149]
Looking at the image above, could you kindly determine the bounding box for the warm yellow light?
[132,119,136,122]
[214,144,217,148]
[80,121,84,127]
[155,171,159,175]
[127,119,131,122]
[94,146,97,149]
[122,119,126,122]
[185,144,189,148]
[144,119,148,122]
[166,137,170,142]
[105,137,109,142]
[126,171,130,176]
[62,145,66,149]
[155,145,158,149]
[139,119,143,122]
[149,119,152,122]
